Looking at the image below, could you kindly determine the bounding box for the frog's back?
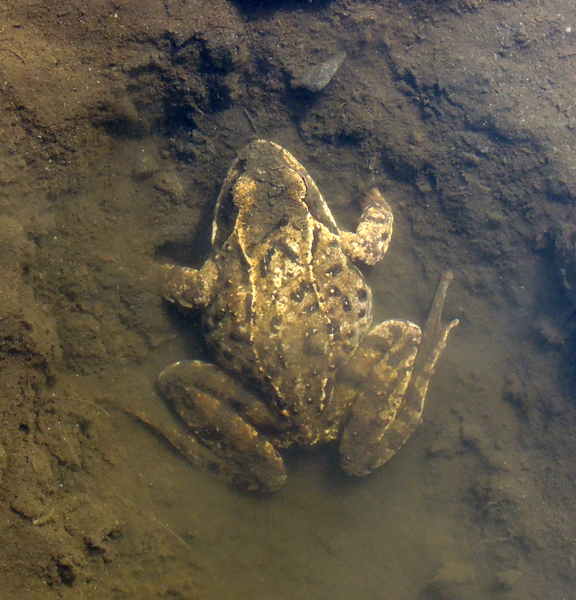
[253,224,373,439]
[204,223,373,445]
[203,138,374,444]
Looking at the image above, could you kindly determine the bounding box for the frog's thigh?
[158,360,287,492]
[339,320,422,476]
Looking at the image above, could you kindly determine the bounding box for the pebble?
[152,171,185,203]
[298,51,347,92]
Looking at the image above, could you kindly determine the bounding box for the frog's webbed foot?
[340,188,393,266]
[339,271,458,476]
[156,360,288,492]
[161,259,219,308]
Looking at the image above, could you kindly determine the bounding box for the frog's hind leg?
[339,272,458,476]
[156,360,288,492]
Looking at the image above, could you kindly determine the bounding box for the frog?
[157,139,458,492]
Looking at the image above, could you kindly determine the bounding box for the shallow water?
[2,0,576,598]
[105,228,526,600]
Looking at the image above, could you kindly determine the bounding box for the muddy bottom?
[1,1,576,599]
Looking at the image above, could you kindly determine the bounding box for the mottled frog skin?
[158,140,458,492]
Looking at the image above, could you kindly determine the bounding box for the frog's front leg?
[340,187,394,266]
[157,360,288,492]
[338,272,459,476]
[161,259,219,308]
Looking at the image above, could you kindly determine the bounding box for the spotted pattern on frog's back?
[203,142,374,443]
